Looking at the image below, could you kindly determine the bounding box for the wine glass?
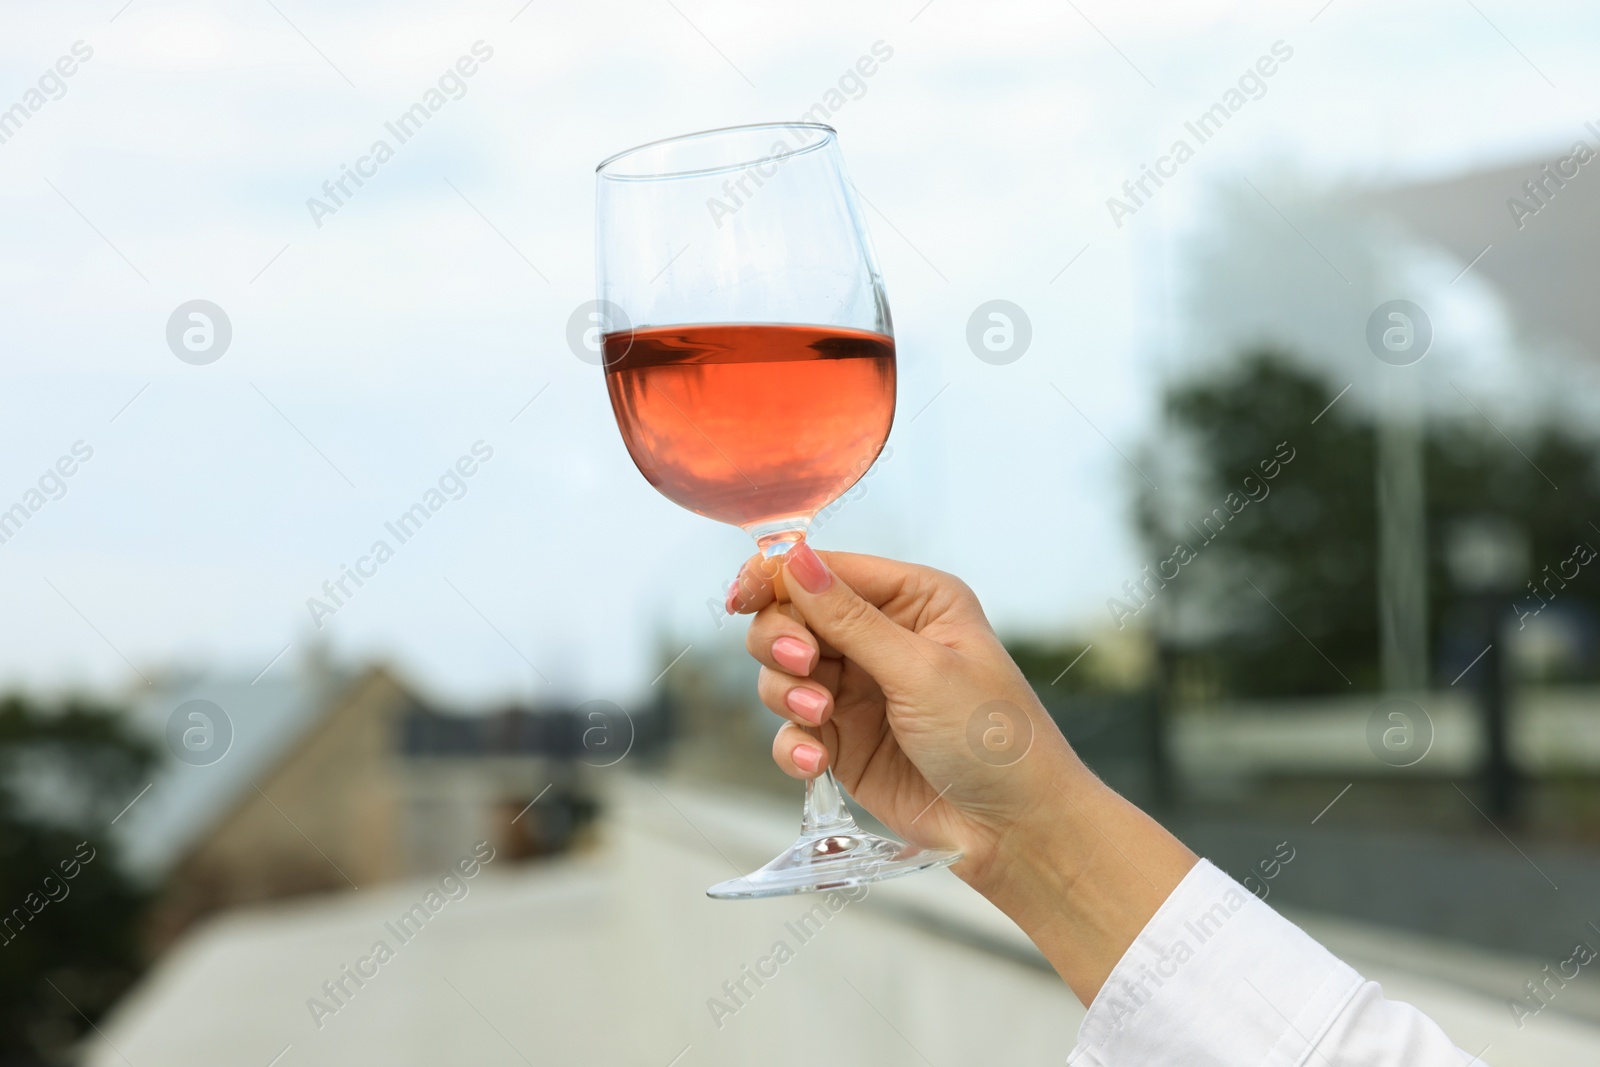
[594,122,961,899]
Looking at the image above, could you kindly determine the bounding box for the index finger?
[728,548,938,616]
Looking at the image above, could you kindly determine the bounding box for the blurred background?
[5,0,1600,1063]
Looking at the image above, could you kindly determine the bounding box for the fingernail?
[772,636,816,675]
[786,542,832,594]
[785,687,828,725]
[793,744,824,773]
[725,582,741,615]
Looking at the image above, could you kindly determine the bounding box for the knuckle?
[755,668,784,702]
[772,722,803,756]
[746,611,792,659]
[929,567,978,605]
[830,592,878,633]
[920,567,985,623]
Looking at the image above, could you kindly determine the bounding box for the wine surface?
[603,323,895,531]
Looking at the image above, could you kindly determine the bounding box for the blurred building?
[123,661,616,950]
[1358,145,1600,364]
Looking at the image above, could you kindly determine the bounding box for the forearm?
[966,742,1198,1005]
[972,747,1476,1064]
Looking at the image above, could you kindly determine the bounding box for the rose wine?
[603,323,895,532]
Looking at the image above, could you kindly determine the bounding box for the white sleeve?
[1066,859,1483,1067]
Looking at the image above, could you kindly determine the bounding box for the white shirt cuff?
[1068,858,1365,1067]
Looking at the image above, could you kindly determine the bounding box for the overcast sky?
[2,0,1598,708]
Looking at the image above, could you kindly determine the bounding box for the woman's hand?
[728,543,1072,885]
[728,543,1196,1003]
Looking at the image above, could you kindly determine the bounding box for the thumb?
[781,542,939,688]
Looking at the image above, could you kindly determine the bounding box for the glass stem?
[801,766,859,837]
[754,527,857,839]
[755,522,810,560]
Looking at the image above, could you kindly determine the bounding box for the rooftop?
[90,777,1600,1066]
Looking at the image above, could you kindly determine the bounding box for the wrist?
[962,741,1197,1004]
[959,738,1099,904]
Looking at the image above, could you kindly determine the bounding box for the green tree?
[0,696,153,1066]
[1134,350,1600,698]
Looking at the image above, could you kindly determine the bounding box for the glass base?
[711,540,959,900]
[707,827,961,900]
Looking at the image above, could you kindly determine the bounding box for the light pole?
[1445,518,1528,820]
[1376,365,1430,695]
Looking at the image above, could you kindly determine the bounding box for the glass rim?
[595,121,837,181]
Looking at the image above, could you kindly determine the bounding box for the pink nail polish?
[793,744,823,773]
[785,687,828,724]
[785,542,832,594]
[725,582,741,615]
[771,636,816,675]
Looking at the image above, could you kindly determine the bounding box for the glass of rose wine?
[595,122,961,898]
